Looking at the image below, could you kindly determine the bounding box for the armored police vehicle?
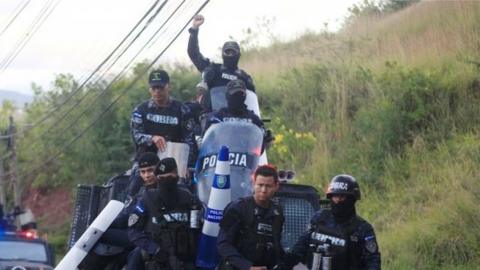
[65,85,322,269]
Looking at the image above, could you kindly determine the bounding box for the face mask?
[227,92,246,111]
[331,196,356,222]
[222,42,240,69]
[222,54,239,69]
[158,176,178,189]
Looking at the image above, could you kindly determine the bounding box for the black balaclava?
[158,175,179,208]
[331,196,356,223]
[227,91,246,113]
[222,41,240,69]
[155,157,179,208]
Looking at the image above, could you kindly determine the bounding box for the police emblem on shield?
[217,175,226,188]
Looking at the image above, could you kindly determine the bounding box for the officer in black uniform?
[184,81,208,137]
[127,158,201,270]
[79,152,161,270]
[284,174,381,270]
[128,69,196,195]
[217,164,284,270]
[204,80,273,152]
[188,14,255,112]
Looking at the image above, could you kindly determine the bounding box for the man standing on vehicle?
[283,174,381,270]
[188,14,255,112]
[128,69,196,195]
[127,158,201,270]
[217,164,285,270]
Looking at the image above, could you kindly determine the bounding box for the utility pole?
[0,157,5,206]
[8,116,20,208]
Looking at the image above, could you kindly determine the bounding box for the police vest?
[203,64,252,90]
[143,189,199,262]
[236,197,284,268]
[310,210,361,270]
[135,100,185,154]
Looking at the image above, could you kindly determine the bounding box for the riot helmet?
[326,174,361,201]
[222,41,240,69]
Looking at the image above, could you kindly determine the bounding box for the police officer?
[188,14,255,112]
[129,69,196,194]
[184,81,208,137]
[204,80,273,151]
[284,175,381,270]
[127,158,201,270]
[79,152,162,270]
[217,164,285,270]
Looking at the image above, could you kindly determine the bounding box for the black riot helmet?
[325,174,361,201]
[222,41,240,69]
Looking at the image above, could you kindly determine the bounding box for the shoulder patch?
[128,214,139,227]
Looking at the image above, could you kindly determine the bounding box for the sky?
[0,0,359,95]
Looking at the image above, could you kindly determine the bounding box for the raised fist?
[192,14,204,29]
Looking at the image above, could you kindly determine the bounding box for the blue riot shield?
[195,122,263,204]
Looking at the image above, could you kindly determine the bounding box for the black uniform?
[131,99,195,163]
[217,196,285,270]
[188,28,255,112]
[79,186,151,270]
[285,209,381,270]
[127,187,201,270]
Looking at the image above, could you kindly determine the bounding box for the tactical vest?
[136,100,184,155]
[235,197,284,269]
[143,189,199,264]
[309,210,361,270]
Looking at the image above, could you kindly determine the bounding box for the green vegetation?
[246,1,480,268]
[1,1,479,268]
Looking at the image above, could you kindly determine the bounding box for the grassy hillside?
[242,1,480,269]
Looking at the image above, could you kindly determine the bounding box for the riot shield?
[209,86,267,165]
[195,122,263,204]
[210,86,259,116]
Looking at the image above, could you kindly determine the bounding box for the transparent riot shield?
[210,86,259,115]
[195,122,263,204]
[209,86,267,164]
[157,142,189,179]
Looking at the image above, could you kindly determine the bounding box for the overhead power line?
[0,0,31,39]
[5,0,163,138]
[0,0,62,73]
[9,0,210,181]
[32,0,170,142]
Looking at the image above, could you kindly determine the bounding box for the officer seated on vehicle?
[217,164,285,270]
[79,152,161,270]
[204,79,274,151]
[282,174,381,270]
[127,157,201,270]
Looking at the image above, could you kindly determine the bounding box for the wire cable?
[5,0,162,138]
[9,0,210,180]
[0,0,31,39]
[32,0,170,142]
[0,0,61,72]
